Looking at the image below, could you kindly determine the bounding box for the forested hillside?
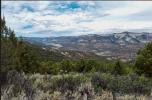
[1,17,152,100]
[1,16,40,73]
[24,32,152,62]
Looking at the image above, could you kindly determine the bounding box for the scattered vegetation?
[1,16,152,99]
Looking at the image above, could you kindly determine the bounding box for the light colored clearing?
[50,43,63,48]
[95,51,110,56]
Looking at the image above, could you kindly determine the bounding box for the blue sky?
[1,1,152,37]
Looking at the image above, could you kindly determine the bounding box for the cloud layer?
[2,1,152,37]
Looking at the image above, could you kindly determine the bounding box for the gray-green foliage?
[91,73,152,95]
[1,71,152,100]
[51,74,86,93]
[1,70,35,100]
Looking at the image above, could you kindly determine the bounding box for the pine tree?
[1,16,39,73]
[135,41,152,77]
[113,60,123,75]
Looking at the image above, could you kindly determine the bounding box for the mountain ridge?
[23,31,152,62]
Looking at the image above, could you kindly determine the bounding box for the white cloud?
[1,1,152,37]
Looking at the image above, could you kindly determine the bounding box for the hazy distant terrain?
[2,1,152,100]
[24,32,152,61]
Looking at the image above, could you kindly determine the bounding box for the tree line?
[1,16,152,77]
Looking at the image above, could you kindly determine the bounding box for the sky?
[1,1,152,37]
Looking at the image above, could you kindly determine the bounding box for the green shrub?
[51,74,86,93]
[91,73,152,96]
[91,72,111,93]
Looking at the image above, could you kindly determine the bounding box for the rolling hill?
[23,32,152,62]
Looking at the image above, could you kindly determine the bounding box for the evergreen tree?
[113,60,123,75]
[60,59,74,73]
[75,59,86,73]
[1,16,39,73]
[135,41,152,77]
[84,59,99,72]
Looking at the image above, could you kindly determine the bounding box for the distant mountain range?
[23,32,152,62]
